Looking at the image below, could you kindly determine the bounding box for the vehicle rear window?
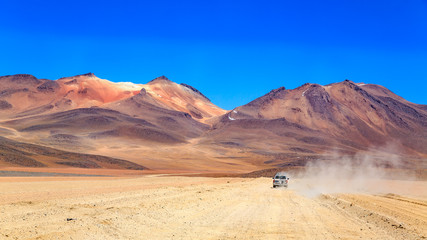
[280,176,287,179]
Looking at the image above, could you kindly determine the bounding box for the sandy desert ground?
[0,176,426,240]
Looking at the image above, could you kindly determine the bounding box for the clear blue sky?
[0,0,426,109]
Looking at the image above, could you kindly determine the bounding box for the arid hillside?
[206,80,427,167]
[0,73,425,173]
[0,73,225,121]
[0,136,146,170]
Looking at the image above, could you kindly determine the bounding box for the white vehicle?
[272,172,289,188]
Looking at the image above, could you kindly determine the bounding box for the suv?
[272,172,289,188]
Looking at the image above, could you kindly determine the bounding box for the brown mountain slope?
[0,136,146,170]
[104,88,209,139]
[0,73,225,122]
[0,74,425,173]
[209,80,427,157]
[0,73,140,119]
[2,107,206,145]
[0,73,218,165]
[143,76,226,122]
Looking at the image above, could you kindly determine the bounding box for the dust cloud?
[289,150,417,198]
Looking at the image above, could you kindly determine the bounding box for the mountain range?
[0,73,426,173]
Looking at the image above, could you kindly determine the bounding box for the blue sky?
[0,0,426,109]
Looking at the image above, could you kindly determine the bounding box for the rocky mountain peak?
[245,86,286,107]
[148,75,171,84]
[77,72,96,78]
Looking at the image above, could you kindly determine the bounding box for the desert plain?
[0,172,426,240]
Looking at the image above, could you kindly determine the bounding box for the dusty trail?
[0,176,425,239]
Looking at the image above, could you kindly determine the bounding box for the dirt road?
[0,176,425,239]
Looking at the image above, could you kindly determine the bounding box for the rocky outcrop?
[305,84,334,120]
[0,100,12,110]
[0,74,41,85]
[64,79,77,85]
[148,75,171,83]
[37,80,60,92]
